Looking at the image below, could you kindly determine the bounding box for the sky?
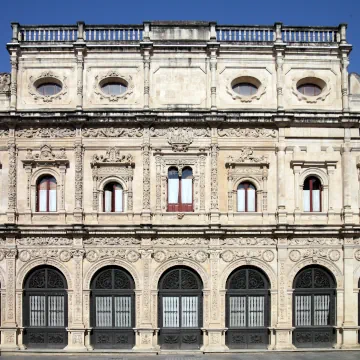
[0,0,358,73]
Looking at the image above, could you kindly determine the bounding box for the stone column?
[141,126,151,224]
[66,247,86,350]
[134,245,155,350]
[276,143,287,224]
[341,236,358,348]
[7,140,17,224]
[204,247,227,351]
[341,142,353,223]
[75,47,85,110]
[9,50,18,111]
[339,24,350,112]
[208,45,218,110]
[141,42,152,109]
[274,23,284,111]
[210,127,220,224]
[274,235,293,349]
[74,139,83,223]
[1,236,18,350]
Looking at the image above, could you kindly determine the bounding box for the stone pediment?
[91,147,134,167]
[22,145,69,167]
[226,147,269,167]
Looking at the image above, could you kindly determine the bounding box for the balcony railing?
[11,22,347,45]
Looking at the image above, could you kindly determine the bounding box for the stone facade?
[0,21,358,352]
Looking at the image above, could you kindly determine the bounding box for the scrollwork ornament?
[28,71,68,103]
[0,249,5,261]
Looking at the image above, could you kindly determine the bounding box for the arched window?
[90,267,135,349]
[303,176,322,212]
[237,182,256,212]
[226,267,270,348]
[293,266,336,348]
[103,182,123,212]
[158,267,203,349]
[167,167,193,212]
[23,266,68,348]
[37,176,57,212]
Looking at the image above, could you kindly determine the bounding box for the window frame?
[237,181,257,213]
[103,182,124,213]
[303,176,322,213]
[36,175,57,213]
[167,166,194,213]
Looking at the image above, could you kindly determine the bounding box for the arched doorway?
[293,265,336,348]
[158,267,203,350]
[226,266,270,348]
[23,266,68,348]
[90,266,135,349]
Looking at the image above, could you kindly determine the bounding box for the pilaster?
[141,126,151,224]
[7,138,17,224]
[274,23,285,111]
[341,142,353,223]
[1,236,18,350]
[73,138,83,223]
[210,126,219,225]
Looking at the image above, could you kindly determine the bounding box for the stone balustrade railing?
[10,22,347,45]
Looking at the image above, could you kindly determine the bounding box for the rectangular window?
[312,190,321,212]
[237,189,245,212]
[48,295,64,327]
[168,178,179,204]
[49,189,57,212]
[248,296,264,327]
[295,295,312,326]
[30,295,46,326]
[104,190,112,212]
[303,190,310,212]
[96,296,112,327]
[229,296,246,327]
[181,179,192,204]
[247,188,256,212]
[114,188,123,212]
[314,294,330,326]
[114,296,131,328]
[39,189,48,212]
[163,297,179,328]
[181,296,198,328]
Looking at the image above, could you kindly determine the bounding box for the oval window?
[37,83,62,96]
[232,82,258,96]
[297,83,322,96]
[101,82,127,96]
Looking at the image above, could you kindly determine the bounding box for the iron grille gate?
[226,267,270,349]
[23,266,68,348]
[158,267,203,350]
[90,267,135,349]
[293,266,336,348]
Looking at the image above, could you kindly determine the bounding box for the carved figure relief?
[0,73,11,93]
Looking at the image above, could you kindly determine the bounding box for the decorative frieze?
[220,237,276,246]
[18,249,72,262]
[152,237,209,246]
[289,248,341,263]
[153,249,208,263]
[221,249,275,263]
[82,127,143,138]
[85,249,140,263]
[16,237,72,246]
[218,127,277,138]
[83,237,140,246]
[16,126,76,138]
[289,237,342,246]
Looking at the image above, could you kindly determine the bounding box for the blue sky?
[0,0,358,73]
